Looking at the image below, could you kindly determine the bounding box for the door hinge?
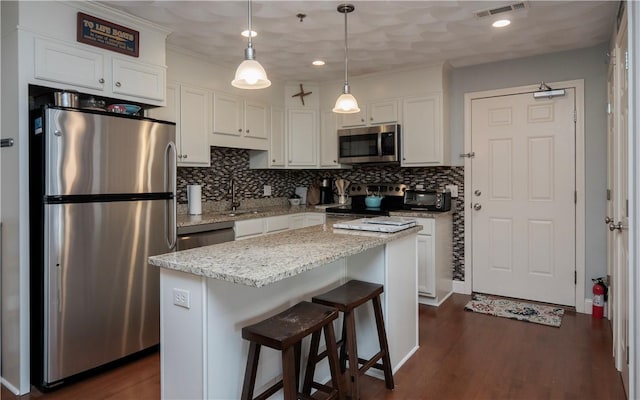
[607,103,611,114]
[573,109,577,122]
[627,345,629,364]
[574,271,577,285]
[574,191,577,204]
[607,189,611,201]
[625,51,629,70]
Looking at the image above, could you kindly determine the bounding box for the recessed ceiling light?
[492,19,511,28]
[241,30,257,38]
[312,60,325,66]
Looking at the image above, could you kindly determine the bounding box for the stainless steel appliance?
[177,221,235,250]
[29,106,176,390]
[403,189,452,212]
[319,177,334,204]
[337,124,401,164]
[325,183,407,217]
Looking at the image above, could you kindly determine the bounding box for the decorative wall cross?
[291,84,312,106]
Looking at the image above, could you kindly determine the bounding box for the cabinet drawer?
[265,215,290,233]
[305,213,325,227]
[235,219,264,239]
[415,218,434,235]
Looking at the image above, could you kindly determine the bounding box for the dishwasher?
[177,221,235,250]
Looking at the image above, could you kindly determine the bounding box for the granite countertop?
[149,223,421,287]
[178,205,323,228]
[389,210,454,218]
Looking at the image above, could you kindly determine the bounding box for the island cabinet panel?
[414,216,453,306]
[154,225,419,399]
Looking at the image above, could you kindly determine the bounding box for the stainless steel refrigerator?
[29,106,176,389]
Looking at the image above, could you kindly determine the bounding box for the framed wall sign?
[77,12,139,57]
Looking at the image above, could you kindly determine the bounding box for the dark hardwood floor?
[2,294,626,399]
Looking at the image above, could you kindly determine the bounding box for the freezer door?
[43,199,171,383]
[45,109,176,196]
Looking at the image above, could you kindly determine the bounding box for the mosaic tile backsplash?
[177,147,465,281]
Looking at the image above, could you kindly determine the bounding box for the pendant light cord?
[247,0,253,50]
[343,7,349,87]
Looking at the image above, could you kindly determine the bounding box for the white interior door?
[471,89,576,306]
[611,24,629,394]
[606,60,616,324]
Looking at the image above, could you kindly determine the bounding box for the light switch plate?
[445,184,459,198]
[263,185,272,196]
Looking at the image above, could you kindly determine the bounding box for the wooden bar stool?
[305,280,394,400]
[241,301,344,400]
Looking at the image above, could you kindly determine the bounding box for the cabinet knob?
[115,81,121,87]
[246,129,250,133]
[370,117,373,121]
[99,78,105,84]
[333,160,337,163]
[238,128,243,133]
[178,154,183,159]
[272,159,276,163]
[289,160,292,163]
[403,157,406,161]
[183,154,188,159]
[361,118,365,122]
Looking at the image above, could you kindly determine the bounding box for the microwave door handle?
[377,133,383,158]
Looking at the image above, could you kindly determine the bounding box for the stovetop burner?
[325,183,408,216]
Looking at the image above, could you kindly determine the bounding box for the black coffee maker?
[319,178,334,204]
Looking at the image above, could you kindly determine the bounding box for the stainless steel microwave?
[337,124,401,164]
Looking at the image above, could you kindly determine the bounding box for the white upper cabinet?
[33,37,167,105]
[148,83,210,167]
[339,99,399,128]
[34,38,105,90]
[287,109,318,167]
[111,58,165,101]
[402,94,449,166]
[212,92,268,151]
[269,107,285,167]
[320,110,340,168]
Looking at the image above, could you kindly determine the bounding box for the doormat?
[464,293,564,327]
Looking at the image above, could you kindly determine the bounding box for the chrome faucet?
[229,178,240,211]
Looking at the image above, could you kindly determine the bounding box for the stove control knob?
[395,186,400,192]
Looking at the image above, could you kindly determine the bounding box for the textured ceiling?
[100,1,618,82]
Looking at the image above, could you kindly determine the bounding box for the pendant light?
[333,3,360,114]
[232,0,271,89]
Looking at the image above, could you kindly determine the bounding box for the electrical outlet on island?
[263,185,272,196]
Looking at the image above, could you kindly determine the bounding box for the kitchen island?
[149,223,420,400]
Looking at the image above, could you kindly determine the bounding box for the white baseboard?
[418,291,453,307]
[584,299,592,315]
[1,377,20,395]
[453,280,471,294]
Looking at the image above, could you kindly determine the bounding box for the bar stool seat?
[305,280,394,400]
[241,301,344,400]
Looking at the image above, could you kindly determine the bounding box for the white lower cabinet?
[235,213,326,240]
[414,217,452,306]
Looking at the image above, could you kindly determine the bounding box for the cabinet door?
[288,109,318,167]
[369,100,398,125]
[270,107,285,167]
[304,213,325,227]
[340,106,367,128]
[34,38,105,90]
[112,58,166,101]
[289,214,306,230]
[417,234,435,296]
[402,94,443,166]
[244,101,268,140]
[265,215,290,233]
[148,83,179,123]
[213,93,243,136]
[235,218,264,240]
[179,85,211,166]
[320,110,339,167]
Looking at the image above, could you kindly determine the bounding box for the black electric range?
[325,183,408,217]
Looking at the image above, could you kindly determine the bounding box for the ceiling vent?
[474,2,528,18]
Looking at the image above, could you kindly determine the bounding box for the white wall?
[450,44,609,296]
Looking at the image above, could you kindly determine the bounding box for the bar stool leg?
[281,346,297,400]
[339,317,348,373]
[344,310,359,400]
[241,342,261,400]
[323,322,345,400]
[372,295,394,390]
[302,330,322,395]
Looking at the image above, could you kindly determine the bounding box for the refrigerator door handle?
[166,142,177,249]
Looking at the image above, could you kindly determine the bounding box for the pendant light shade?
[232,0,271,89]
[333,4,359,114]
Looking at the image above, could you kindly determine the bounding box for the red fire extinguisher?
[592,278,607,319]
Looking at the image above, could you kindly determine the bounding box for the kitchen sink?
[226,210,259,217]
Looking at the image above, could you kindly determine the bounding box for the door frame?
[462,79,586,313]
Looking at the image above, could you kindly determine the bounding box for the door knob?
[609,222,623,232]
[473,203,482,211]
[474,190,482,196]
[605,216,613,224]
